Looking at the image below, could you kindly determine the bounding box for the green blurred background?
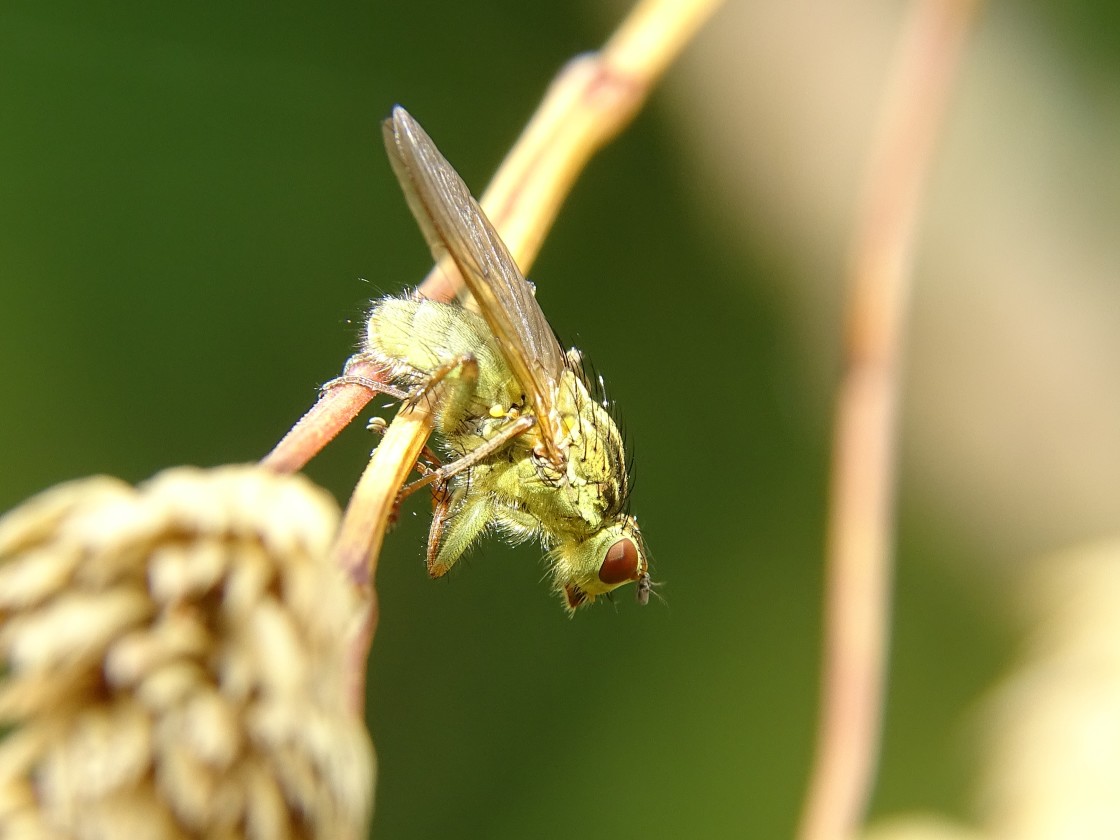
[2,2,1117,837]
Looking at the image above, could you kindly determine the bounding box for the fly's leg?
[398,414,535,500]
[328,350,482,435]
[401,354,479,438]
[408,414,535,576]
[320,352,410,400]
[425,482,499,578]
[366,416,445,475]
[425,480,455,577]
[321,351,480,410]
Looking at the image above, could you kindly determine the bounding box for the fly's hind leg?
[320,352,410,400]
[401,353,479,437]
[397,413,535,577]
[425,480,457,577]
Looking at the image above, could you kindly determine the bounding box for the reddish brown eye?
[599,538,640,584]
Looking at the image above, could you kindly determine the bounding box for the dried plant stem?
[470,0,723,279]
[254,0,721,704]
[336,401,435,712]
[797,2,980,839]
[337,0,722,579]
[260,0,722,476]
[334,403,434,593]
[260,358,386,474]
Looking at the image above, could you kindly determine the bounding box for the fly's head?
[551,514,648,613]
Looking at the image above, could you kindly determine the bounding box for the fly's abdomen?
[366,298,480,378]
[364,296,520,427]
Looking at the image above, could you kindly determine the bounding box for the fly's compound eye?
[598,537,641,585]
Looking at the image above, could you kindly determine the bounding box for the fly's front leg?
[366,415,446,529]
[366,416,445,476]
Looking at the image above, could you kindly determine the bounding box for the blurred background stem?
[797,2,981,838]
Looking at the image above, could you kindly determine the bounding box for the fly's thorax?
[551,514,648,612]
[452,408,530,459]
[547,368,629,525]
[492,367,630,545]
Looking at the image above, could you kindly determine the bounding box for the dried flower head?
[0,466,373,839]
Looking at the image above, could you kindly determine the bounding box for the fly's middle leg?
[398,414,535,500]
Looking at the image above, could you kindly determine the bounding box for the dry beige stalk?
[0,466,373,840]
[325,0,724,662]
[798,2,980,837]
[259,0,726,701]
[0,3,723,834]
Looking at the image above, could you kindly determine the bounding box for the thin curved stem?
[288,0,722,712]
[797,2,981,838]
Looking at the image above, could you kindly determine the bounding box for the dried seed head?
[0,466,373,839]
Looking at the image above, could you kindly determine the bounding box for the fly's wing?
[382,107,566,459]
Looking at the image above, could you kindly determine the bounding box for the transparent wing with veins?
[382,106,566,459]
